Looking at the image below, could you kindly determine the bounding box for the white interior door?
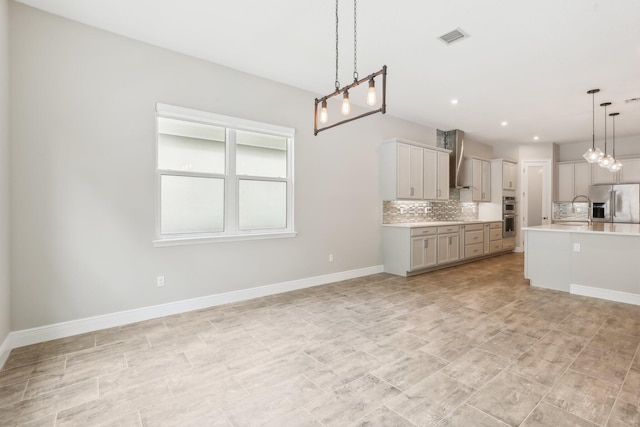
[521,160,551,248]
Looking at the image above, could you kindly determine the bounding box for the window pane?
[238,180,286,230]
[161,175,224,234]
[158,117,225,174]
[236,130,287,178]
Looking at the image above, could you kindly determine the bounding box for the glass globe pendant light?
[598,102,614,168]
[583,89,604,163]
[608,112,622,172]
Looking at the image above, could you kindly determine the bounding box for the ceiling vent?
[438,28,468,45]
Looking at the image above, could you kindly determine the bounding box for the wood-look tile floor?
[1,253,640,426]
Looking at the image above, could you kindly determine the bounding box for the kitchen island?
[523,223,640,306]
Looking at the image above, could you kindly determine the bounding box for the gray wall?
[9,3,437,330]
[0,0,10,344]
[558,135,640,161]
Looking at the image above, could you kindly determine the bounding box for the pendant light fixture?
[598,102,614,168]
[583,89,604,163]
[608,112,622,172]
[314,0,387,135]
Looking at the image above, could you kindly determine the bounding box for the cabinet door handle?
[437,189,441,197]
[410,187,414,196]
[510,181,512,188]
[424,239,428,248]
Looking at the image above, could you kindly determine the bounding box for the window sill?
[153,231,297,247]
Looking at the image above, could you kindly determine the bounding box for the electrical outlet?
[157,276,165,287]
[329,254,334,262]
[573,243,581,252]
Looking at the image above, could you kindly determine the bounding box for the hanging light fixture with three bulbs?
[583,89,623,172]
[314,0,387,135]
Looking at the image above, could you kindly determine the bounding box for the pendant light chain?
[314,0,387,135]
[592,91,595,149]
[612,114,616,158]
[353,0,358,81]
[334,0,340,90]
[603,103,608,154]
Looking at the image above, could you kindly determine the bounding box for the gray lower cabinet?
[383,221,510,276]
[383,225,461,276]
[488,223,503,252]
[463,223,484,258]
[437,233,460,264]
[410,234,437,270]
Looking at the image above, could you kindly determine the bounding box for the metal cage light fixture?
[314,0,387,135]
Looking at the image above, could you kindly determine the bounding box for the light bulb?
[583,147,604,163]
[599,154,615,168]
[366,79,377,107]
[341,90,350,115]
[319,100,328,124]
[608,159,623,172]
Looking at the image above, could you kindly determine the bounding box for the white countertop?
[382,220,502,228]
[524,223,640,236]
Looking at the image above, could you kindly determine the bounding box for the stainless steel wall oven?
[503,196,517,237]
[503,215,516,237]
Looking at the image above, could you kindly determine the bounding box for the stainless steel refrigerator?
[589,184,640,223]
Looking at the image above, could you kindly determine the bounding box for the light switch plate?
[573,243,581,252]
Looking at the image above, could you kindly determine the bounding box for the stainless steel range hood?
[437,129,466,188]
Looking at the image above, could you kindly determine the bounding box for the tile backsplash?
[383,189,478,224]
[552,202,589,221]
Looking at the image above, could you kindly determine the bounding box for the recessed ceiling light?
[450,99,459,105]
[501,121,508,127]
[533,136,540,141]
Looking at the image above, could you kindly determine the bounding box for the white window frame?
[153,103,296,247]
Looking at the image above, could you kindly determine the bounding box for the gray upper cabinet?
[502,161,517,190]
[462,157,491,202]
[557,161,591,201]
[381,138,450,201]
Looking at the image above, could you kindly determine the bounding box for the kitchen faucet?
[572,194,592,226]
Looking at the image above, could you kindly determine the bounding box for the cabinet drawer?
[411,227,437,237]
[437,225,460,234]
[465,230,484,244]
[489,228,502,241]
[464,223,483,231]
[465,243,484,258]
[490,222,502,229]
[489,240,503,252]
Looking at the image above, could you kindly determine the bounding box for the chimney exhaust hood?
[437,129,467,189]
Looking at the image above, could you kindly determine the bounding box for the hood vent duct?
[437,129,466,189]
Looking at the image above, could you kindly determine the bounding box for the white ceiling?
[15,0,640,146]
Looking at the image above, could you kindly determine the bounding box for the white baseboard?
[0,333,11,369]
[4,265,384,359]
[570,284,640,307]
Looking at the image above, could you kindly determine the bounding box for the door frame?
[520,159,552,248]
